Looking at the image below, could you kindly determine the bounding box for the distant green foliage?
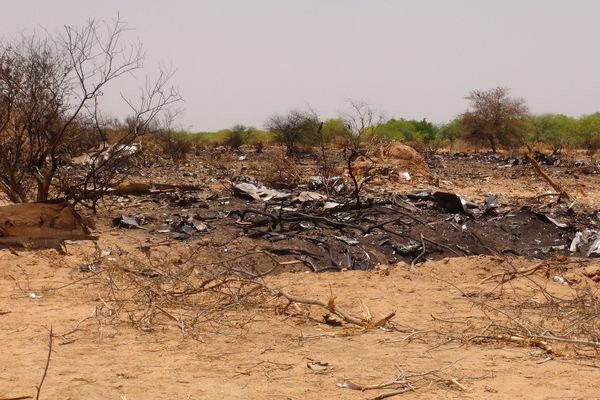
[321,118,351,143]
[529,114,577,153]
[224,125,251,149]
[376,118,440,147]
[155,111,600,156]
[578,113,600,155]
[437,120,463,145]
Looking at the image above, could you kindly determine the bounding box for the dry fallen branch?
[35,327,53,400]
[0,396,33,400]
[338,362,467,399]
[83,246,396,336]
[438,268,600,357]
[478,260,548,285]
[262,283,396,328]
[525,150,571,201]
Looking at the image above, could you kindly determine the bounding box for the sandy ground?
[2,243,599,399]
[1,151,600,399]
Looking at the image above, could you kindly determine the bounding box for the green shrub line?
[153,112,600,155]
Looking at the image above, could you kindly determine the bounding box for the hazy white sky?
[4,0,600,131]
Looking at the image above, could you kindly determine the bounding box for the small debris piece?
[336,380,364,390]
[482,193,500,214]
[323,201,341,209]
[79,262,100,273]
[403,190,433,202]
[534,213,568,229]
[233,182,290,202]
[307,361,329,373]
[570,232,582,252]
[433,191,471,214]
[323,313,344,326]
[264,232,287,242]
[112,215,144,229]
[335,236,359,246]
[587,237,600,257]
[552,275,567,286]
[290,191,327,203]
[309,176,346,193]
[193,222,208,232]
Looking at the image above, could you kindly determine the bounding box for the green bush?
[529,114,577,154]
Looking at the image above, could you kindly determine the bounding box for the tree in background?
[459,87,529,152]
[224,124,252,150]
[578,113,600,160]
[530,114,577,154]
[321,118,351,144]
[377,118,440,148]
[437,119,463,147]
[265,109,320,155]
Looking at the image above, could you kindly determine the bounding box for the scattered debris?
[307,361,329,373]
[587,237,600,257]
[534,212,568,229]
[112,215,145,230]
[433,191,476,214]
[233,182,290,202]
[552,275,568,285]
[290,191,327,203]
[334,236,359,246]
[570,232,583,252]
[79,262,101,273]
[526,149,571,201]
[309,176,346,193]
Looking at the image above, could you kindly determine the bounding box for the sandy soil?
[2,244,599,399]
[1,149,599,399]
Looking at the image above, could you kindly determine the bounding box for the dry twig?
[35,327,53,400]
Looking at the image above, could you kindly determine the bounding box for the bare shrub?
[341,100,384,208]
[265,109,320,155]
[0,17,181,208]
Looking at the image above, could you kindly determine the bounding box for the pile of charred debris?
[110,176,600,272]
[2,150,597,271]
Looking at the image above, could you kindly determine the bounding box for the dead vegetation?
[85,247,397,338]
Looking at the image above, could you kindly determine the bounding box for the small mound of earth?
[352,142,431,182]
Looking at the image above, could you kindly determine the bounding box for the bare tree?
[0,17,181,208]
[341,100,383,150]
[459,87,529,153]
[265,109,319,155]
[340,100,383,209]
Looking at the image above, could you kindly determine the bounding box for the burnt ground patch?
[110,186,593,273]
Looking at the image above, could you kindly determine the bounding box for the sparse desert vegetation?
[2,12,600,400]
